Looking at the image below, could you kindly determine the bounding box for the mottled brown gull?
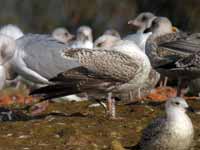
[145,17,200,96]
[139,97,194,150]
[30,42,151,119]
[95,33,159,99]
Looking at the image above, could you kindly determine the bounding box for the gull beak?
[128,20,140,27]
[172,26,179,32]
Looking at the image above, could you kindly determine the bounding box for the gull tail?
[30,84,82,100]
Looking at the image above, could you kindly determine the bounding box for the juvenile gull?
[145,17,200,95]
[95,31,159,100]
[52,27,74,44]
[30,41,151,119]
[69,26,93,49]
[139,97,194,150]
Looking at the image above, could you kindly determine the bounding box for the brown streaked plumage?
[30,46,151,118]
[145,17,200,96]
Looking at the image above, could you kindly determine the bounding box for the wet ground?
[0,88,200,150]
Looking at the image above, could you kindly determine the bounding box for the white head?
[52,27,74,44]
[77,26,93,42]
[128,12,156,32]
[103,29,121,38]
[0,24,24,40]
[94,34,120,48]
[0,34,16,65]
[165,97,193,116]
[144,17,173,38]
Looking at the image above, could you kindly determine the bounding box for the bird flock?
[0,12,199,150]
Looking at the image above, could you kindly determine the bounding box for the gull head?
[0,24,24,40]
[0,34,16,65]
[144,17,173,37]
[128,12,156,32]
[94,35,120,48]
[165,97,194,114]
[77,26,93,42]
[103,29,121,38]
[52,27,74,44]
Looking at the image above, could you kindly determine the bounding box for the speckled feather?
[62,48,140,82]
[146,32,200,79]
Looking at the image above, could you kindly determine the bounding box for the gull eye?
[141,16,147,21]
[174,101,180,105]
[96,42,102,47]
[151,21,156,26]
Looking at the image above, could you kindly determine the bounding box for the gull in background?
[68,26,93,49]
[52,27,74,44]
[145,17,200,96]
[124,12,156,51]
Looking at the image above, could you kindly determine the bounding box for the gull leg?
[129,91,133,101]
[107,92,112,117]
[107,92,116,119]
[138,88,141,99]
[177,79,189,97]
[163,77,168,87]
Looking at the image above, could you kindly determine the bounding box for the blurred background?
[0,0,200,38]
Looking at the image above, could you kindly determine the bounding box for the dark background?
[0,0,199,37]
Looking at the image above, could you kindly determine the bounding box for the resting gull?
[68,26,93,49]
[30,40,151,119]
[145,17,200,96]
[52,27,74,44]
[138,97,194,150]
[0,24,24,40]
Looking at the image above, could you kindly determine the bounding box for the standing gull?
[30,41,151,119]
[138,97,194,150]
[124,12,156,50]
[127,12,156,33]
[95,30,159,100]
[145,17,200,96]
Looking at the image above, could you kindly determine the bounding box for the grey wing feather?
[140,117,166,146]
[16,34,80,79]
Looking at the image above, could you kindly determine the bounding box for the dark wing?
[159,32,200,54]
[139,117,166,148]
